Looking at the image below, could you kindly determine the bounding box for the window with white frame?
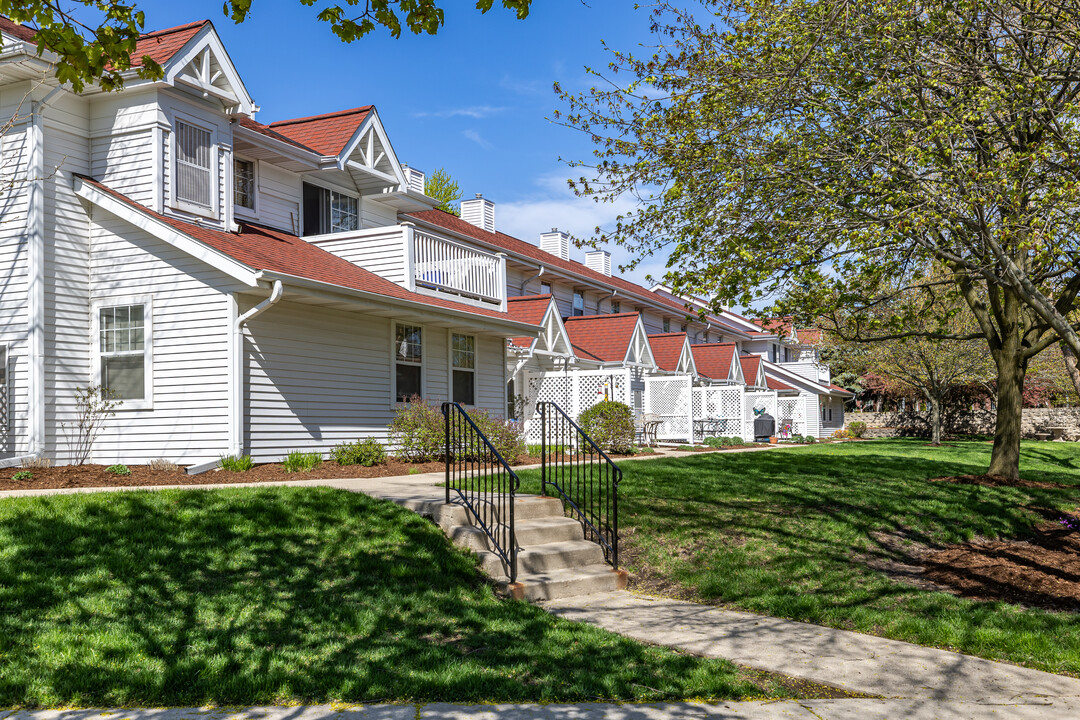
[451,333,476,405]
[394,323,422,402]
[97,302,150,405]
[572,291,584,316]
[303,182,359,235]
[175,120,213,208]
[662,318,670,333]
[234,158,255,210]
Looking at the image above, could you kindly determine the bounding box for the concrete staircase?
[393,493,627,601]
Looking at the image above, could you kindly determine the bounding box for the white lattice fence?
[744,391,778,440]
[644,375,693,441]
[524,370,631,443]
[692,386,744,441]
[776,396,806,438]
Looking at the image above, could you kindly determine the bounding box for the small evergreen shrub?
[220,455,254,472]
[578,401,635,454]
[847,421,868,439]
[105,464,131,476]
[805,435,818,444]
[332,437,387,466]
[703,436,724,448]
[283,451,322,473]
[12,471,32,481]
[389,396,444,462]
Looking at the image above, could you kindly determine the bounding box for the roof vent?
[402,165,425,193]
[461,193,495,233]
[585,249,611,276]
[539,228,570,261]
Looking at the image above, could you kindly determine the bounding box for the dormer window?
[234,158,255,210]
[303,182,359,236]
[572,291,584,317]
[175,120,213,208]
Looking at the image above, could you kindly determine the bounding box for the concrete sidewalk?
[543,591,1080,707]
[0,699,1074,719]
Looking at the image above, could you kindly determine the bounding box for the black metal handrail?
[538,401,622,569]
[442,402,520,582]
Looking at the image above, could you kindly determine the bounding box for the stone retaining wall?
[848,408,1080,441]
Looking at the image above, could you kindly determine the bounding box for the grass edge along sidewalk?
[518,438,1080,676]
[0,485,810,708]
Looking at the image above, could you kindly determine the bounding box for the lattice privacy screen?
[524,370,631,443]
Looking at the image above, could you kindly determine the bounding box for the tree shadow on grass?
[0,487,762,707]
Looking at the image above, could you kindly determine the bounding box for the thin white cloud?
[461,129,494,150]
[499,74,551,97]
[413,105,508,119]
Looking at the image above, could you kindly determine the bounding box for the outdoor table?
[693,418,725,441]
[1046,426,1067,441]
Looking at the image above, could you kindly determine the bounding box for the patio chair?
[642,413,662,447]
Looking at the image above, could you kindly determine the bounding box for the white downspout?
[520,265,544,296]
[229,280,283,457]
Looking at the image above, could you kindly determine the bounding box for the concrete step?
[477,540,605,577]
[448,516,585,553]
[500,564,628,602]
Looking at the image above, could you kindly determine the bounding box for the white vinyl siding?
[0,98,30,456]
[308,226,407,285]
[243,304,507,461]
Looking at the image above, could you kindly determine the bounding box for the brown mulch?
[0,459,448,492]
[928,474,1070,490]
[923,517,1080,611]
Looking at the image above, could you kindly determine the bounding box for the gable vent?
[585,250,611,276]
[539,228,570,261]
[402,165,425,193]
[461,193,495,233]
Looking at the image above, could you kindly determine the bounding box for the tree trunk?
[1062,342,1080,400]
[987,349,1027,481]
[929,396,943,445]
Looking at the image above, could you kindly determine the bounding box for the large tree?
[1,0,531,91]
[558,0,1080,479]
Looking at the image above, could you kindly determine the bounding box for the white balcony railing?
[412,229,504,304]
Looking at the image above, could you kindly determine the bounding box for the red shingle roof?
[767,377,795,392]
[236,117,319,154]
[77,176,528,325]
[1,16,206,68]
[563,313,642,363]
[268,107,373,157]
[690,343,739,382]
[405,210,710,322]
[648,333,689,372]
[506,295,553,349]
[739,355,763,386]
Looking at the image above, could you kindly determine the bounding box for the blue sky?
[135,1,677,288]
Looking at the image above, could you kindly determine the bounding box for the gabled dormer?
[163,23,256,116]
[739,354,769,390]
[648,332,698,377]
[690,342,744,384]
[563,313,657,370]
[506,295,574,359]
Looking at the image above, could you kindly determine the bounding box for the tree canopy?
[558,0,1080,478]
[1,0,531,91]
[424,167,462,215]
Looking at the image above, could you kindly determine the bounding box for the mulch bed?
[923,516,1080,611]
[929,474,1069,490]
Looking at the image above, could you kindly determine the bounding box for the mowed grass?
[0,487,779,707]
[519,439,1080,674]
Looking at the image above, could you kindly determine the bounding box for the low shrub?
[332,437,387,466]
[805,435,818,444]
[846,421,868,439]
[831,428,850,440]
[472,412,526,463]
[11,471,32,481]
[220,455,254,472]
[578,401,635,454]
[149,458,179,472]
[389,396,443,462]
[282,451,321,473]
[20,457,52,469]
[790,434,806,443]
[105,464,131,476]
[703,436,724,448]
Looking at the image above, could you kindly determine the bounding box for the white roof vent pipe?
[539,228,571,261]
[585,249,611,276]
[402,165,425,193]
[461,193,496,233]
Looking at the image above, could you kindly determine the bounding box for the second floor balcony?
[306,223,507,309]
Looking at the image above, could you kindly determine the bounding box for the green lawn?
[0,486,784,707]
[520,439,1080,675]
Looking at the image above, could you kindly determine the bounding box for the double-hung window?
[572,291,584,317]
[176,120,213,208]
[451,333,476,405]
[303,182,359,235]
[662,318,670,333]
[611,300,621,314]
[394,324,422,402]
[234,158,255,211]
[97,301,151,407]
[540,281,552,295]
